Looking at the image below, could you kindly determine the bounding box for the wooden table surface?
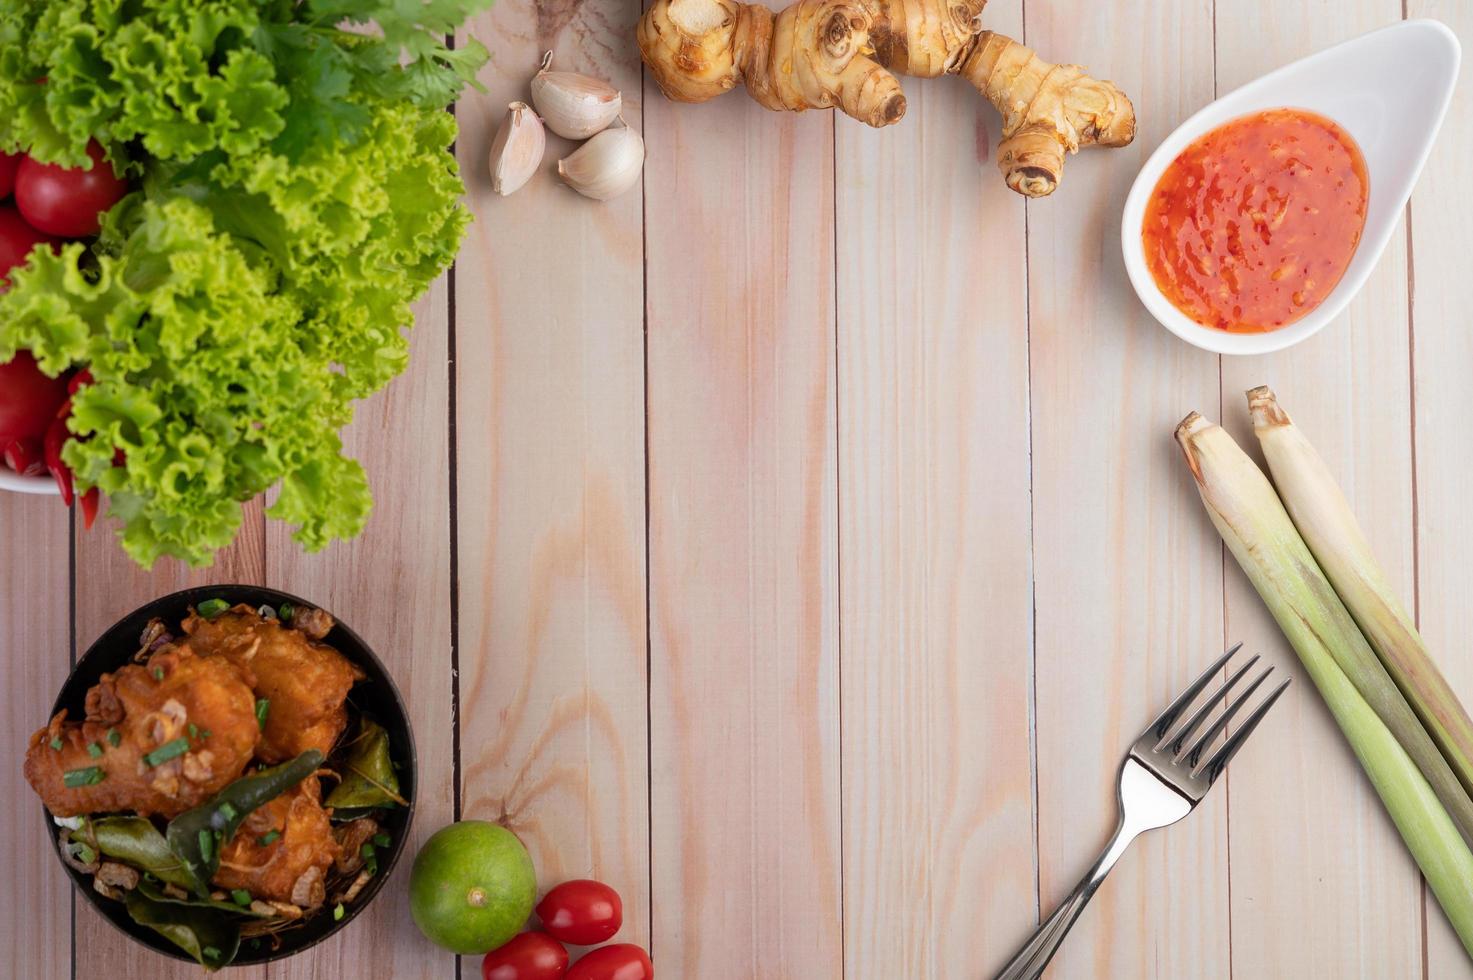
[4,1,1472,977]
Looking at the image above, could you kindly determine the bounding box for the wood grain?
[455,1,653,972]
[265,280,453,979]
[1405,1,1473,975]
[1025,1,1227,977]
[833,0,1034,974]
[642,12,842,973]
[1213,5,1425,976]
[0,494,73,980]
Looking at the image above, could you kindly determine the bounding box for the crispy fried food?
[183,605,364,763]
[24,643,259,818]
[212,777,342,906]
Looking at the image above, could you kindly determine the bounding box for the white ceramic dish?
[0,466,58,495]
[1121,19,1460,355]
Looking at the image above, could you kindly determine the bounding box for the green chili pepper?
[165,750,323,896]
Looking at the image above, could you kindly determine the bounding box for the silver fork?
[994,643,1290,980]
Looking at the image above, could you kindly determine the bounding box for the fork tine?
[1195,677,1292,785]
[1180,665,1273,769]
[1162,654,1261,755]
[1140,642,1243,742]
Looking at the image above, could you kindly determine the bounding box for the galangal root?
[637,0,1135,196]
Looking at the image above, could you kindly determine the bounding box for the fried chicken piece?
[25,643,259,818]
[183,604,364,764]
[212,777,342,906]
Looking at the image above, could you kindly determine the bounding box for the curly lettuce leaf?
[0,0,479,567]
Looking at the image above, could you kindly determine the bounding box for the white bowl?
[0,466,59,495]
[1121,19,1460,355]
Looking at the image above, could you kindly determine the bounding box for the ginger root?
[637,0,1135,196]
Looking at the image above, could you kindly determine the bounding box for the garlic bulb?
[557,120,644,201]
[489,102,545,196]
[530,52,622,140]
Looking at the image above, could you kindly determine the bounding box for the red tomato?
[0,152,19,198]
[0,203,57,285]
[0,350,69,443]
[536,880,623,946]
[481,932,569,980]
[15,139,128,237]
[564,946,652,980]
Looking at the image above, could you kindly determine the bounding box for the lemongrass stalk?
[1248,385,1473,801]
[1176,412,1473,956]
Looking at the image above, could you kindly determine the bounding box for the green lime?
[408,820,536,954]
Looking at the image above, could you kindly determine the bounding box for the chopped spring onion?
[372,833,390,848]
[1177,411,1473,957]
[49,736,62,751]
[334,902,345,921]
[143,737,190,768]
[202,945,221,961]
[63,767,105,788]
[196,598,229,618]
[257,830,281,847]
[231,889,251,907]
[198,829,215,864]
[188,723,198,738]
[152,667,164,681]
[255,699,270,729]
[218,802,237,822]
[277,601,295,623]
[73,842,97,865]
[86,742,102,758]
[106,728,120,747]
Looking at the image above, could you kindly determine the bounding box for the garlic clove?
[490,101,546,196]
[531,53,623,140]
[556,120,645,201]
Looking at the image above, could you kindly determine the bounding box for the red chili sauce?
[1142,108,1369,333]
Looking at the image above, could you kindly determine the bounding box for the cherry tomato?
[0,203,58,286]
[481,932,569,980]
[536,880,623,946]
[0,350,69,442]
[0,152,19,198]
[15,139,128,237]
[564,945,652,980]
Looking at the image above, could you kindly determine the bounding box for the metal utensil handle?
[993,821,1139,980]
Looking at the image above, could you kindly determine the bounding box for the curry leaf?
[325,718,406,812]
[73,816,194,890]
[166,750,323,896]
[125,890,240,971]
[136,878,274,918]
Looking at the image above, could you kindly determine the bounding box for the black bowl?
[43,584,417,967]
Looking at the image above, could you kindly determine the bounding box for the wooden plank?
[1405,1,1473,974]
[832,0,1034,974]
[1212,5,1425,976]
[1024,1,1226,977]
[72,501,265,978]
[454,0,652,972]
[266,279,453,978]
[642,17,842,976]
[0,494,73,979]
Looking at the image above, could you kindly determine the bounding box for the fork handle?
[993,821,1142,980]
